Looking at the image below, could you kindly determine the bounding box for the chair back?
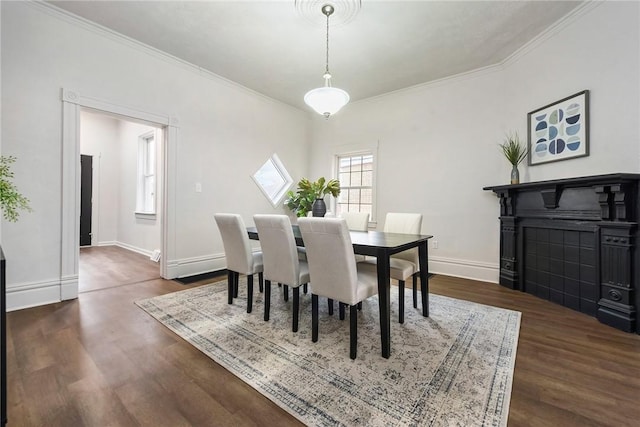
[253,214,301,285]
[298,217,359,304]
[340,211,370,231]
[214,213,255,274]
[384,212,423,265]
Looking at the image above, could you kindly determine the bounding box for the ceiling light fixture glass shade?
[304,73,350,118]
[304,4,349,119]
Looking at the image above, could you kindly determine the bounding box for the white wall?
[80,111,161,254]
[1,2,309,309]
[309,1,640,283]
[116,120,161,256]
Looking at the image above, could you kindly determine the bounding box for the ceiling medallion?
[295,0,362,27]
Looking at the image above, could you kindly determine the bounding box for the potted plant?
[285,177,340,217]
[499,132,529,184]
[0,156,31,222]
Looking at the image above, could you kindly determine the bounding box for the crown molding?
[502,0,603,68]
[27,0,306,115]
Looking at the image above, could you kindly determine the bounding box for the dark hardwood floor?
[6,248,640,426]
[79,246,160,293]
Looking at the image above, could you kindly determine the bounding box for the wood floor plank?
[4,246,640,426]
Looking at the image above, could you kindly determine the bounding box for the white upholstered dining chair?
[214,213,264,313]
[298,217,379,359]
[362,212,423,323]
[339,211,370,232]
[253,214,310,332]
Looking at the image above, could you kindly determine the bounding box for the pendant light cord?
[325,11,330,76]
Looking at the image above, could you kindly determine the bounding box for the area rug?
[136,279,521,426]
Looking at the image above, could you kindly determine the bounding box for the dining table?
[247,225,433,359]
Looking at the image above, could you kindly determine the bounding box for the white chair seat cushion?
[251,252,264,274]
[355,263,380,302]
[361,257,416,281]
[298,260,310,286]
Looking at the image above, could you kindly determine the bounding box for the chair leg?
[328,298,334,315]
[259,272,264,293]
[339,302,346,320]
[292,287,300,332]
[283,284,289,302]
[264,280,271,321]
[303,283,308,294]
[357,301,362,311]
[413,274,418,308]
[312,294,319,342]
[233,272,239,298]
[399,280,405,324]
[227,270,234,304]
[247,274,253,313]
[350,305,358,359]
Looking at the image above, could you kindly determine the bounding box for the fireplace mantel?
[484,173,640,333]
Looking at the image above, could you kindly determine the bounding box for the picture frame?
[527,90,589,166]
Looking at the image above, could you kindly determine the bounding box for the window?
[252,153,293,207]
[336,153,374,218]
[136,131,156,215]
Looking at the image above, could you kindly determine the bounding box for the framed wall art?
[528,90,589,166]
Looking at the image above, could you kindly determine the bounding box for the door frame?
[61,88,178,300]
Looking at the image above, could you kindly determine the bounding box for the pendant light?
[304,4,350,119]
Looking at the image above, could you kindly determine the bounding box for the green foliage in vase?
[285,177,341,217]
[499,132,529,166]
[0,156,32,222]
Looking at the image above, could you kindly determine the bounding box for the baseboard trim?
[429,256,499,284]
[166,253,228,279]
[6,279,63,311]
[114,241,153,258]
[60,274,79,300]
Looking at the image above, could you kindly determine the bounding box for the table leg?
[376,250,391,358]
[418,241,429,317]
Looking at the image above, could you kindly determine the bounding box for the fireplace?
[485,174,639,333]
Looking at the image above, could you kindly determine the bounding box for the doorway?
[80,155,93,247]
[61,88,177,302]
[78,109,164,292]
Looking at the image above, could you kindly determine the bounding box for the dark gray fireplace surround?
[484,174,639,333]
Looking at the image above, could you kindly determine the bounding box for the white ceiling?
[48,0,584,111]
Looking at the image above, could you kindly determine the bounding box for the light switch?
[195,182,202,193]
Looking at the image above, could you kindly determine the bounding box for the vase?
[312,198,327,217]
[511,165,520,185]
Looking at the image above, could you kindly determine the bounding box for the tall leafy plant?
[499,132,529,166]
[285,177,340,217]
[0,156,32,222]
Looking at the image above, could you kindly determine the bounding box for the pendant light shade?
[304,74,350,118]
[304,4,349,119]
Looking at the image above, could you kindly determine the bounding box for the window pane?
[337,152,374,217]
[339,157,352,169]
[362,155,373,171]
[251,154,293,207]
[351,171,362,186]
[339,172,350,186]
[360,189,372,204]
[362,170,373,186]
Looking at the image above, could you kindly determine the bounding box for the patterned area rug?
[136,279,520,426]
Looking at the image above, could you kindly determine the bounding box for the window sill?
[135,211,157,220]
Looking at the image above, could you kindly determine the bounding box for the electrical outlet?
[432,240,438,249]
[195,182,202,193]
